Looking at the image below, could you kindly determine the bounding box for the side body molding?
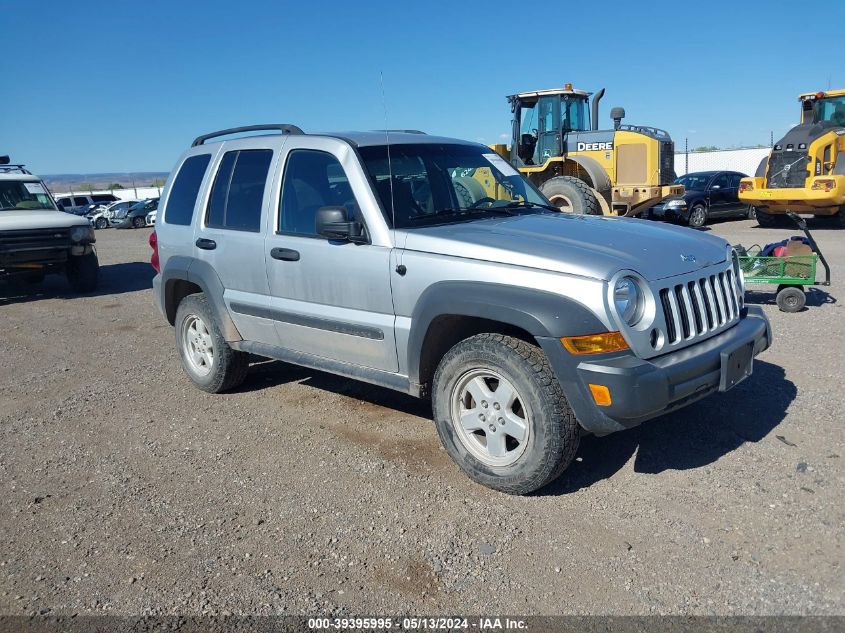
[160,256,242,342]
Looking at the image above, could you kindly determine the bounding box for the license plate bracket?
[719,342,754,392]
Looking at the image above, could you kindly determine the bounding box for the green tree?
[150,178,165,187]
[79,183,95,192]
[107,183,124,190]
[693,145,720,152]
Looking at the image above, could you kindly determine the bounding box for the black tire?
[746,206,757,221]
[431,333,580,495]
[687,203,708,228]
[776,285,806,312]
[540,176,602,215]
[131,216,145,229]
[755,208,786,228]
[66,252,99,293]
[95,217,108,229]
[175,293,250,393]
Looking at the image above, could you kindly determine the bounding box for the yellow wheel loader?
[490,84,683,216]
[739,89,845,227]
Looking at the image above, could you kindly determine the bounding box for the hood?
[0,209,91,231]
[399,213,729,282]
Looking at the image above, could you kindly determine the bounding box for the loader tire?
[540,176,603,215]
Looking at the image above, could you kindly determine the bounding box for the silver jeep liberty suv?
[151,124,771,495]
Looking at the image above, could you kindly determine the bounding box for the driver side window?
[710,174,730,189]
[279,150,356,237]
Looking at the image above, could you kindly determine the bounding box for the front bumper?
[538,306,772,436]
[648,202,687,221]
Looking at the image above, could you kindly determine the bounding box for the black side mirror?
[315,206,366,243]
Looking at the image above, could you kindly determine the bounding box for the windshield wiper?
[407,207,516,223]
[502,200,561,213]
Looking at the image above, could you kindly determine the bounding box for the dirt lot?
[1,218,843,617]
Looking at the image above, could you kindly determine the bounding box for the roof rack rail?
[0,164,31,175]
[191,124,304,147]
[374,129,427,134]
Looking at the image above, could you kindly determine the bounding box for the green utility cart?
[737,212,831,312]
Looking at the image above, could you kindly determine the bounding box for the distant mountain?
[41,172,170,193]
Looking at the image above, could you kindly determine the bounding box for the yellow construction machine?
[739,89,845,227]
[490,83,683,216]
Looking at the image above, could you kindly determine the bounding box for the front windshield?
[815,96,845,125]
[0,180,57,211]
[676,173,712,190]
[358,143,550,228]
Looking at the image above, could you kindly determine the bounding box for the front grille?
[766,151,809,188]
[0,228,72,265]
[659,140,675,185]
[658,269,740,346]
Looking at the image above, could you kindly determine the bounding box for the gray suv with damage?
[150,125,771,494]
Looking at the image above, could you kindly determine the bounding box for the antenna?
[380,71,396,230]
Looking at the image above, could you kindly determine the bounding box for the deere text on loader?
[739,89,845,227]
[490,84,683,216]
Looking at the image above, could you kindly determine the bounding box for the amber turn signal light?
[589,384,612,406]
[738,181,754,193]
[561,331,629,355]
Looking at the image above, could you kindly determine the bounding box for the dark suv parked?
[648,171,755,228]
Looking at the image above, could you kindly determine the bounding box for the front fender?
[406,281,608,385]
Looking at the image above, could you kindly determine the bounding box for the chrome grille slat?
[678,284,697,339]
[701,278,718,327]
[655,265,741,353]
[710,275,726,325]
[665,288,683,344]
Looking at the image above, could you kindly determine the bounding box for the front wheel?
[540,176,602,215]
[175,293,250,393]
[95,217,108,229]
[432,333,580,495]
[132,216,145,229]
[746,206,757,221]
[756,208,786,228]
[66,252,99,293]
[687,203,707,228]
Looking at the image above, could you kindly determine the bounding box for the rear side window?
[92,194,116,203]
[73,196,89,206]
[164,154,211,226]
[206,149,272,232]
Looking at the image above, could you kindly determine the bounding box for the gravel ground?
[0,218,842,617]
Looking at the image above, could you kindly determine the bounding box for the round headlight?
[614,276,644,326]
[70,225,93,242]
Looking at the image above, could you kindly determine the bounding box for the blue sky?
[2,0,842,174]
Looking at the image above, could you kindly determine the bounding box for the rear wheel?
[95,217,108,229]
[66,252,99,293]
[175,293,250,393]
[540,176,602,215]
[131,216,145,229]
[746,206,757,221]
[432,333,580,495]
[776,285,806,312]
[687,203,708,228]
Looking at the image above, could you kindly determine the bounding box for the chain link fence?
[674,145,771,178]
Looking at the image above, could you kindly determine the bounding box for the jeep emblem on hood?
[680,254,697,263]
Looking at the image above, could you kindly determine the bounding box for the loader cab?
[799,90,845,126]
[509,87,591,166]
